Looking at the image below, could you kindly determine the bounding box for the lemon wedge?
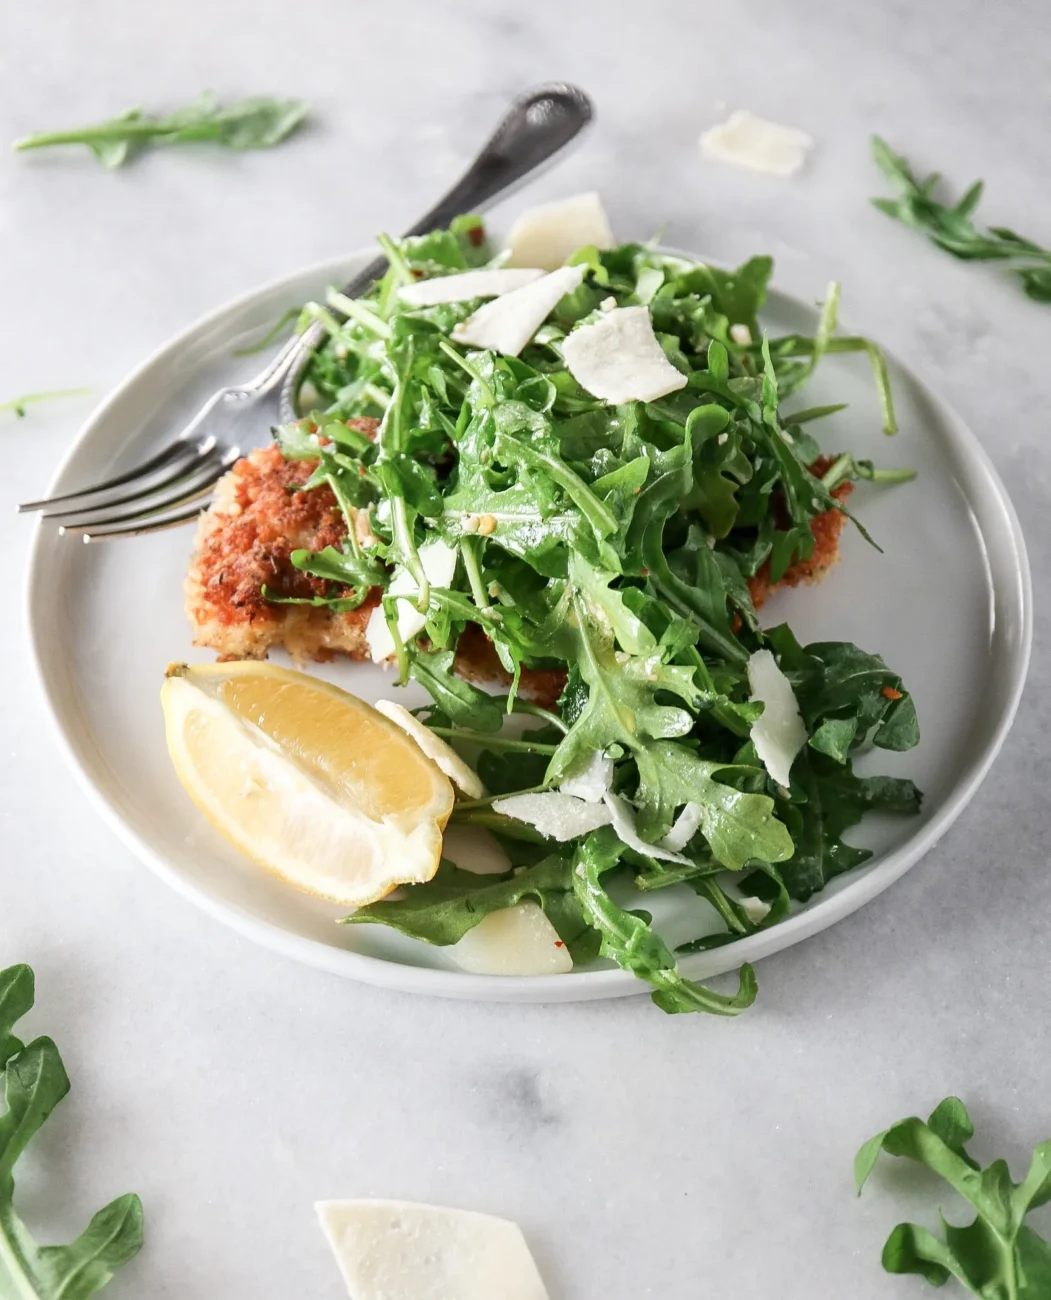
[161,662,454,906]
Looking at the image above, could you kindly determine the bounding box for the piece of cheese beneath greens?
[700,110,814,177]
[451,901,573,975]
[492,791,612,841]
[365,539,458,664]
[504,191,615,270]
[373,699,484,799]
[739,895,772,924]
[558,749,613,803]
[747,648,807,788]
[440,823,511,875]
[451,264,584,356]
[398,267,543,307]
[660,801,704,853]
[562,306,687,404]
[602,792,691,865]
[317,1200,551,1300]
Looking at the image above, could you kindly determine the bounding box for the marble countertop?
[2,1,1050,1295]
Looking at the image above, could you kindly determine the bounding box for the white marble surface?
[2,1,1050,1296]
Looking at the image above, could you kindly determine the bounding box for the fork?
[19,82,594,541]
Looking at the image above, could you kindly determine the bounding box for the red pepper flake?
[554,940,565,948]
[881,686,903,700]
[467,223,485,247]
[411,268,425,279]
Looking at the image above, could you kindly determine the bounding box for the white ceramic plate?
[26,250,1032,1002]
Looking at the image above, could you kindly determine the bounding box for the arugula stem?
[459,537,494,617]
[0,1218,38,1300]
[769,335,897,433]
[509,700,568,733]
[691,878,749,935]
[380,594,411,685]
[437,340,496,406]
[362,381,392,410]
[327,290,391,339]
[233,307,299,356]
[0,387,92,416]
[802,281,841,382]
[389,496,428,612]
[864,340,898,435]
[786,402,848,424]
[453,784,549,812]
[376,232,412,286]
[15,123,171,148]
[301,302,346,339]
[821,455,918,491]
[428,728,558,755]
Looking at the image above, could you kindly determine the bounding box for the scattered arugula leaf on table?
[871,136,1051,303]
[0,963,143,1297]
[14,92,308,167]
[858,1096,1051,1297]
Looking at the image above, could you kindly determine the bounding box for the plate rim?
[24,248,1034,1003]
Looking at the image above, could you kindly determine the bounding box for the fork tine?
[58,455,233,533]
[17,438,207,513]
[79,500,213,542]
[44,444,236,522]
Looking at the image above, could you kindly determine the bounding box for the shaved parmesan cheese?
[559,750,612,803]
[747,648,807,788]
[562,306,687,405]
[660,801,704,853]
[603,792,691,864]
[452,902,572,975]
[492,791,612,841]
[504,192,615,270]
[441,824,511,876]
[317,1200,551,1300]
[365,539,458,663]
[700,110,814,177]
[373,699,485,798]
[451,265,584,356]
[398,268,543,307]
[739,895,772,924]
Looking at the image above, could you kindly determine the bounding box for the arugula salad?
[254,208,923,1015]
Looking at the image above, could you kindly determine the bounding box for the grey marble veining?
[1,1,1050,1295]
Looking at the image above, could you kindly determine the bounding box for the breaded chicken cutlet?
[185,421,380,663]
[186,438,851,690]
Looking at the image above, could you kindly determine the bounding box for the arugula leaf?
[571,829,758,1014]
[346,856,599,962]
[0,964,143,1297]
[765,624,920,762]
[743,750,921,902]
[408,650,504,733]
[14,92,308,167]
[858,1096,1051,1297]
[871,136,1051,303]
[634,741,795,870]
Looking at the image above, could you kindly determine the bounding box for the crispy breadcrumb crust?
[746,465,853,610]
[186,438,850,698]
[185,422,379,663]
